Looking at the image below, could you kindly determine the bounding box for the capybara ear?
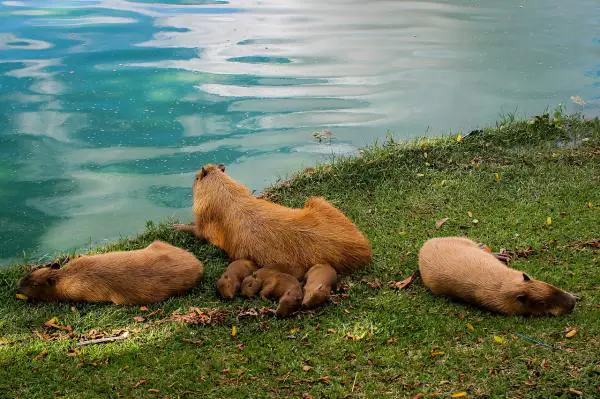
[516,293,527,302]
[199,167,208,180]
[217,163,225,172]
[47,276,57,286]
[522,273,531,281]
[49,262,61,270]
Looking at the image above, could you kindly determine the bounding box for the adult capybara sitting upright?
[418,237,576,316]
[174,163,372,304]
[16,241,204,305]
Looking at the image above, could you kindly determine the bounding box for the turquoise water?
[1,0,599,263]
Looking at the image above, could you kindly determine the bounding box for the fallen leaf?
[147,388,160,393]
[451,392,467,398]
[326,329,336,334]
[289,328,299,334]
[133,316,145,323]
[467,211,473,218]
[181,338,204,345]
[387,337,397,344]
[361,278,382,289]
[302,365,313,372]
[319,376,330,383]
[565,328,577,338]
[15,293,28,301]
[66,348,80,357]
[567,388,583,396]
[34,350,48,360]
[134,379,147,388]
[435,218,449,228]
[466,323,474,332]
[546,217,552,226]
[139,306,148,311]
[231,326,238,337]
[42,317,72,332]
[0,338,13,345]
[472,219,479,224]
[416,173,425,177]
[493,336,506,344]
[587,201,593,209]
[389,273,415,290]
[431,351,445,357]
[541,359,552,369]
[456,133,463,143]
[524,380,535,386]
[412,394,426,399]
[494,173,501,182]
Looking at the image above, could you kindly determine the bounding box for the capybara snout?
[511,276,577,316]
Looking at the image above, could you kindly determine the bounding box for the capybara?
[302,263,338,308]
[240,267,303,317]
[173,163,372,305]
[418,237,577,316]
[216,259,257,299]
[16,241,204,305]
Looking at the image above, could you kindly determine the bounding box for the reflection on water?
[0,0,598,263]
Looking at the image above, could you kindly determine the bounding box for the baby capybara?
[418,237,577,316]
[216,259,257,299]
[241,267,303,317]
[173,163,372,306]
[16,241,204,305]
[302,263,338,308]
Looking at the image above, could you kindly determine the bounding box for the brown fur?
[216,259,257,299]
[418,237,577,316]
[174,164,372,280]
[240,267,303,317]
[302,263,338,308]
[16,241,204,305]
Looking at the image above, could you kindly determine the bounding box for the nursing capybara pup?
[418,237,576,316]
[241,267,303,317]
[173,163,371,306]
[216,259,257,299]
[16,241,204,305]
[302,263,338,308]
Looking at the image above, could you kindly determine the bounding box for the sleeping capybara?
[302,263,338,308]
[418,236,577,316]
[216,259,257,299]
[16,241,204,305]
[173,163,372,306]
[240,267,303,317]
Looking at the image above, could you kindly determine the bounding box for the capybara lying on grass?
[241,267,303,317]
[173,163,372,306]
[418,236,576,316]
[302,263,338,308]
[16,241,204,305]
[216,259,257,299]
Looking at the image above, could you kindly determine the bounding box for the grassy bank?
[1,112,599,399]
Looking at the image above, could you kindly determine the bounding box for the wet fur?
[418,237,576,316]
[216,259,257,299]
[175,164,372,279]
[241,267,303,317]
[17,241,204,305]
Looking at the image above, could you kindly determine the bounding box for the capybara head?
[277,290,302,317]
[240,275,261,297]
[216,274,237,300]
[510,273,577,316]
[16,263,61,301]
[302,283,330,308]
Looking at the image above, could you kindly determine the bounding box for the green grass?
[1,112,599,399]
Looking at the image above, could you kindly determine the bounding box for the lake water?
[1,0,599,264]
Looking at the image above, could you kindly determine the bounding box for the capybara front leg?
[260,281,277,300]
[302,263,337,308]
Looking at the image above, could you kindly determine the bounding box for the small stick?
[515,332,561,350]
[351,372,358,392]
[77,331,129,346]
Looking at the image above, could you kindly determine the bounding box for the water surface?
[1,0,599,263]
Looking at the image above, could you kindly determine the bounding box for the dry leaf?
[435,218,449,228]
[42,317,72,332]
[387,337,397,344]
[361,278,382,289]
[319,376,331,383]
[546,217,552,226]
[66,348,80,357]
[493,336,505,344]
[567,388,583,396]
[451,392,467,398]
[587,201,593,209]
[326,329,336,334]
[302,365,313,372]
[466,323,474,332]
[431,351,445,357]
[133,316,145,323]
[289,328,299,334]
[467,211,473,218]
[472,219,479,224]
[147,388,160,393]
[412,394,426,399]
[34,350,48,360]
[456,133,463,143]
[134,379,147,388]
[389,274,415,290]
[416,173,425,177]
[231,326,238,337]
[524,380,535,386]
[15,293,28,301]
[565,328,577,338]
[494,173,501,181]
[139,306,148,311]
